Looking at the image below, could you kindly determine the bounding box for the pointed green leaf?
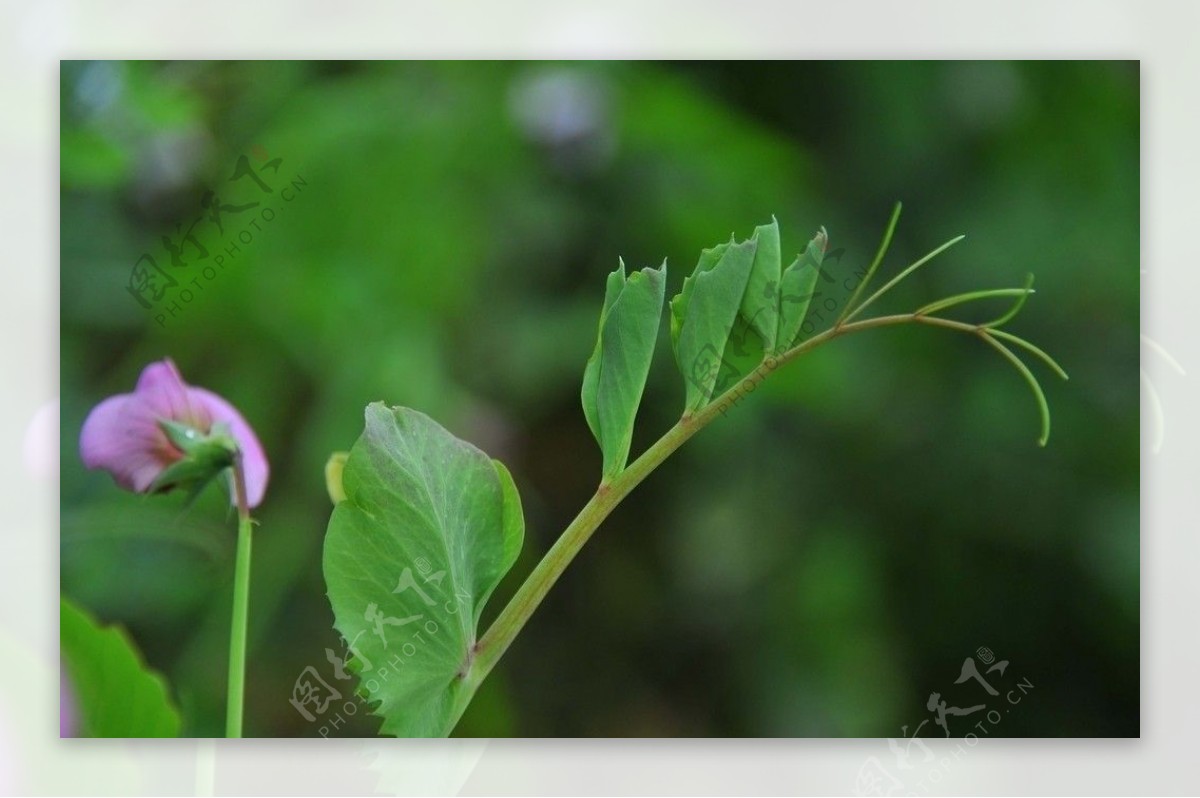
[581,260,667,478]
[581,268,623,447]
[671,235,758,411]
[60,598,182,737]
[323,403,525,737]
[775,227,828,352]
[739,218,783,353]
[670,242,727,355]
[581,267,627,444]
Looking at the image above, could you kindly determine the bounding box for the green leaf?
[669,242,726,354]
[323,403,525,737]
[581,260,667,478]
[670,235,758,411]
[711,313,766,397]
[739,218,783,353]
[775,228,827,352]
[60,598,182,737]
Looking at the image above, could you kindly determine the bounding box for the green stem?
[225,458,253,738]
[468,418,695,689]
[465,312,948,701]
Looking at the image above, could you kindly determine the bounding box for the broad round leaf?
[323,403,524,737]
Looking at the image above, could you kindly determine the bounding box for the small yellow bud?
[324,452,349,504]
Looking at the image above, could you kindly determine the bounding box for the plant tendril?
[837,201,902,326]
[977,331,1052,446]
[842,234,967,323]
[915,286,1036,317]
[982,273,1036,328]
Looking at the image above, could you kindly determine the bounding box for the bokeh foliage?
[60,61,1138,737]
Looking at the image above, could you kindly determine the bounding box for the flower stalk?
[77,358,271,737]
[225,456,254,738]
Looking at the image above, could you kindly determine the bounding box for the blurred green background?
[59,61,1138,737]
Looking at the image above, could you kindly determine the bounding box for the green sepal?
[150,420,239,501]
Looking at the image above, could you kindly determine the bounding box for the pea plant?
[68,204,1065,737]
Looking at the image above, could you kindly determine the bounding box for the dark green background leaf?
[60,598,182,737]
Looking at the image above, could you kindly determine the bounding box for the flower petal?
[189,387,269,508]
[136,359,211,429]
[79,393,175,492]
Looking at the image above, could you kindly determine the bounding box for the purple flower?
[80,358,268,508]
